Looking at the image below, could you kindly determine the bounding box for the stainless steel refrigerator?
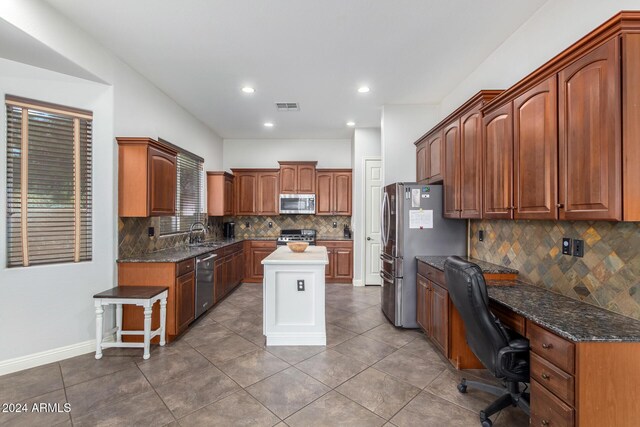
[380,183,466,328]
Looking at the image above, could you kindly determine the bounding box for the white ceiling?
[44,0,547,139]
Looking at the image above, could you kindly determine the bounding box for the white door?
[364,159,382,285]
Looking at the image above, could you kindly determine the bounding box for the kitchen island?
[262,245,329,346]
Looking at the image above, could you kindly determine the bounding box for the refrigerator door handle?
[381,191,390,247]
[380,191,388,246]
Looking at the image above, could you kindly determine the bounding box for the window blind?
[159,150,205,235]
[6,97,93,267]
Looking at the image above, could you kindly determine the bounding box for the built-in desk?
[417,256,640,427]
[487,281,640,427]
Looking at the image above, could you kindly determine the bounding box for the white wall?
[223,139,351,170]
[0,0,223,369]
[440,0,640,118]
[381,104,439,186]
[351,128,381,285]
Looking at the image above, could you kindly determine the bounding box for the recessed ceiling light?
[242,86,255,93]
[263,122,274,128]
[346,121,355,127]
[357,86,370,93]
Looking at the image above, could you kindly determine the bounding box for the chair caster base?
[457,378,468,394]
[480,411,492,427]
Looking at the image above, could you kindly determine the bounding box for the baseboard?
[0,335,114,376]
[352,279,364,287]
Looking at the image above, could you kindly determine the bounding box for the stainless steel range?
[277,229,316,246]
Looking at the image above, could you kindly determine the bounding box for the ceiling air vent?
[275,102,300,111]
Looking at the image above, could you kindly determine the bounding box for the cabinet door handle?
[540,373,550,380]
[367,237,372,241]
[541,343,553,349]
[541,420,549,426]
[556,203,564,208]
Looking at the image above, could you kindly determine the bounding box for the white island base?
[262,245,329,346]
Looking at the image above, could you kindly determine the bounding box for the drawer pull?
[541,343,553,349]
[541,373,550,380]
[541,421,549,427]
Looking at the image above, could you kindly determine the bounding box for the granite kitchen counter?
[487,281,640,342]
[316,236,353,241]
[416,255,518,275]
[117,237,276,263]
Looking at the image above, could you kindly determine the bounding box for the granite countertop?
[487,281,640,342]
[317,236,353,241]
[416,256,519,275]
[262,245,329,265]
[117,237,276,263]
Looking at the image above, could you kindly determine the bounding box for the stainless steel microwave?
[279,194,316,214]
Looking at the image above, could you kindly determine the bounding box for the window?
[159,147,205,235]
[6,96,92,267]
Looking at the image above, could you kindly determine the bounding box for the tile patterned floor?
[0,283,530,426]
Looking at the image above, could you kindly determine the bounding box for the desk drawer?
[176,258,195,277]
[490,302,526,335]
[528,322,575,374]
[425,265,445,287]
[531,380,574,427]
[531,353,575,406]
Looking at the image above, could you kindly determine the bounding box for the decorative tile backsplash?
[118,215,351,258]
[470,220,640,320]
[227,215,352,239]
[118,216,223,258]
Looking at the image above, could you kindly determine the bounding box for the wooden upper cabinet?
[278,161,317,194]
[460,108,484,218]
[427,132,443,183]
[206,172,234,216]
[316,172,333,215]
[316,169,352,215]
[483,103,514,219]
[416,140,428,182]
[279,164,297,193]
[297,164,316,193]
[333,172,352,215]
[117,137,177,217]
[443,120,461,218]
[257,171,279,215]
[232,169,279,216]
[233,170,257,215]
[559,38,621,221]
[514,76,558,220]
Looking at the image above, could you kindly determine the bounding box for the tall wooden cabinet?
[513,76,558,220]
[415,91,500,218]
[232,169,279,216]
[117,137,177,217]
[316,170,352,216]
[558,38,621,221]
[279,161,317,194]
[207,172,234,216]
[483,103,514,219]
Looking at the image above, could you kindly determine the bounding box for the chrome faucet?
[188,221,207,245]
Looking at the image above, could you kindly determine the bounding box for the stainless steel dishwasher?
[195,252,216,318]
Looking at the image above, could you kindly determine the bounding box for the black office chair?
[444,256,530,427]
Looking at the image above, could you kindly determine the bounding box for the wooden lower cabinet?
[213,242,245,301]
[244,240,277,283]
[416,261,514,368]
[119,258,198,342]
[175,272,195,334]
[318,240,353,283]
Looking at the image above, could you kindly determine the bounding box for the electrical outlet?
[268,222,273,228]
[478,230,484,242]
[332,222,337,228]
[148,227,155,237]
[573,239,584,257]
[562,238,572,255]
[245,222,250,228]
[297,280,305,291]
